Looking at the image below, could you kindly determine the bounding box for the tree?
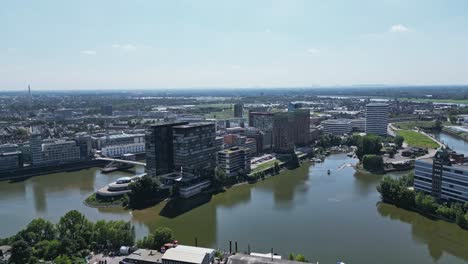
[362,155,384,172]
[356,134,382,160]
[137,227,174,250]
[434,119,442,131]
[57,210,93,254]
[456,213,468,229]
[33,239,61,260]
[273,162,280,174]
[288,153,300,169]
[91,220,135,250]
[214,167,227,186]
[394,135,404,148]
[17,218,56,246]
[449,115,457,124]
[54,255,73,264]
[288,253,295,260]
[10,240,32,264]
[128,176,169,209]
[294,254,307,262]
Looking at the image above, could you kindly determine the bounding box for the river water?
[1,133,468,263]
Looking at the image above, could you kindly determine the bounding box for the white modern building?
[31,134,81,166]
[365,103,389,136]
[101,143,145,157]
[350,118,366,132]
[322,119,352,135]
[414,151,468,203]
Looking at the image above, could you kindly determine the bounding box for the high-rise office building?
[272,110,310,153]
[173,122,217,176]
[101,105,113,116]
[292,109,310,146]
[234,103,244,118]
[248,111,274,131]
[365,103,389,136]
[272,112,295,153]
[145,122,188,177]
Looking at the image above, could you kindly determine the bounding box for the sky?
[1,0,468,90]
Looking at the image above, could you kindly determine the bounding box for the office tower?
[101,105,113,116]
[30,133,44,166]
[234,103,244,118]
[272,112,295,153]
[173,122,217,176]
[217,147,251,177]
[248,111,274,131]
[75,135,92,159]
[365,103,389,136]
[145,122,188,177]
[292,109,310,146]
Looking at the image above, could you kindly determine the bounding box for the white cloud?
[307,48,320,55]
[389,24,410,33]
[81,50,97,55]
[112,43,137,52]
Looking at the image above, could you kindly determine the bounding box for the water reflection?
[160,194,213,218]
[377,203,468,262]
[256,162,311,209]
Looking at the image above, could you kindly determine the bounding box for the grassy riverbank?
[84,193,127,208]
[395,130,439,149]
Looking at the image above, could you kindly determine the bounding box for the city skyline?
[2,0,468,90]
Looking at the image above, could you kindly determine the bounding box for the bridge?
[95,157,146,166]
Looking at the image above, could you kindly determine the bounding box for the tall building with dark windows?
[292,109,310,146]
[365,103,389,136]
[173,122,217,176]
[272,112,295,153]
[272,110,310,153]
[233,103,244,118]
[101,105,113,116]
[145,122,188,177]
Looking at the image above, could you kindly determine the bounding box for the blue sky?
[1,0,468,90]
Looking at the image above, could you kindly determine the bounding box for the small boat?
[327,169,331,175]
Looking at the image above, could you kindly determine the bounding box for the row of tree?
[127,176,170,209]
[377,173,468,229]
[0,210,135,264]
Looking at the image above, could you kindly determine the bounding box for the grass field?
[251,159,277,173]
[395,130,439,149]
[394,121,438,130]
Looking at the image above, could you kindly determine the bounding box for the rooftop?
[162,245,214,264]
[227,254,312,264]
[366,103,389,107]
[123,249,163,263]
[173,122,215,129]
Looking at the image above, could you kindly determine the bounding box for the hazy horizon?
[2,0,468,90]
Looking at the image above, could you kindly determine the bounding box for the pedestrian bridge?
[95,157,146,166]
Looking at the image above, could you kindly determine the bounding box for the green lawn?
[395,130,439,149]
[252,159,277,173]
[394,121,438,130]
